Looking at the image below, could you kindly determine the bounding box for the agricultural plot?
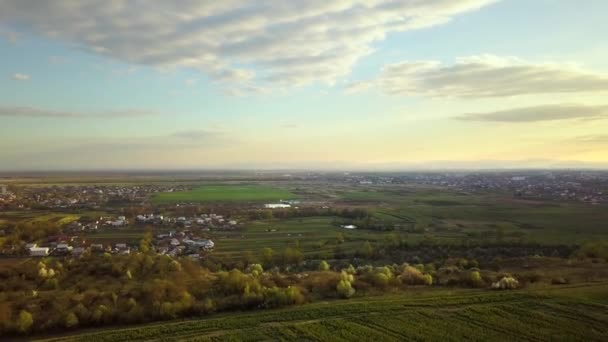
[152,184,296,203]
[336,186,608,244]
[210,216,386,258]
[37,283,608,342]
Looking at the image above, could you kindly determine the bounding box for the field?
[336,187,608,244]
[37,283,608,342]
[210,216,387,259]
[152,184,297,203]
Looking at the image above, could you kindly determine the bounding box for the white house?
[29,247,50,257]
[264,203,291,209]
[341,225,357,229]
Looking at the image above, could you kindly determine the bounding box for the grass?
[36,283,608,342]
[152,184,297,203]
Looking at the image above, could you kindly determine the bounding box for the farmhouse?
[341,224,357,229]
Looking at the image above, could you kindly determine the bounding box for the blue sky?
[1,0,608,170]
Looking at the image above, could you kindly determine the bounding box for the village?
[8,212,243,260]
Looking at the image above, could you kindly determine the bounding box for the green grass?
[36,283,608,342]
[152,184,296,203]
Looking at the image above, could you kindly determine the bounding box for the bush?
[337,271,355,298]
[491,276,519,290]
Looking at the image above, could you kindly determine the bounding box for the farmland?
[2,171,608,339]
[37,283,608,342]
[152,184,297,203]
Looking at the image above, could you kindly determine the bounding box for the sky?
[1,0,608,171]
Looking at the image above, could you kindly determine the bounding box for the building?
[56,243,73,253]
[341,224,357,229]
[29,247,50,257]
[264,203,291,209]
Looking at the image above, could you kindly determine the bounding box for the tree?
[319,260,330,271]
[17,310,33,333]
[139,231,153,254]
[336,232,344,244]
[336,272,355,298]
[282,247,303,266]
[247,263,264,276]
[337,271,355,298]
[261,247,275,267]
[65,312,79,328]
[361,241,374,259]
[470,271,483,287]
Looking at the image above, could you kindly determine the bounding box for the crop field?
[210,216,388,258]
[152,184,297,203]
[335,186,608,244]
[37,283,608,342]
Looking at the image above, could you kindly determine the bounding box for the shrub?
[491,276,519,290]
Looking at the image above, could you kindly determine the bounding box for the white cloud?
[0,0,496,91]
[373,55,608,97]
[0,105,158,118]
[456,103,608,122]
[11,73,30,81]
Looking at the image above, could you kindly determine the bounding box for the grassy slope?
[152,185,297,204]
[36,283,608,342]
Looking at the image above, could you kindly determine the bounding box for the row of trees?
[4,246,504,336]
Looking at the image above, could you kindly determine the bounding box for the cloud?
[171,129,223,140]
[11,73,30,81]
[0,105,157,118]
[573,135,608,144]
[344,80,374,94]
[281,122,300,129]
[0,28,18,42]
[456,104,608,122]
[0,0,496,91]
[373,55,608,97]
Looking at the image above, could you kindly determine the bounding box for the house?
[71,247,86,257]
[111,219,126,227]
[170,238,180,247]
[197,239,215,250]
[115,243,130,255]
[91,243,104,252]
[265,203,291,209]
[56,243,73,253]
[341,225,357,229]
[29,247,50,257]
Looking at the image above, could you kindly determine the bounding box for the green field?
[210,216,387,259]
[337,187,608,244]
[37,283,608,342]
[152,184,297,203]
